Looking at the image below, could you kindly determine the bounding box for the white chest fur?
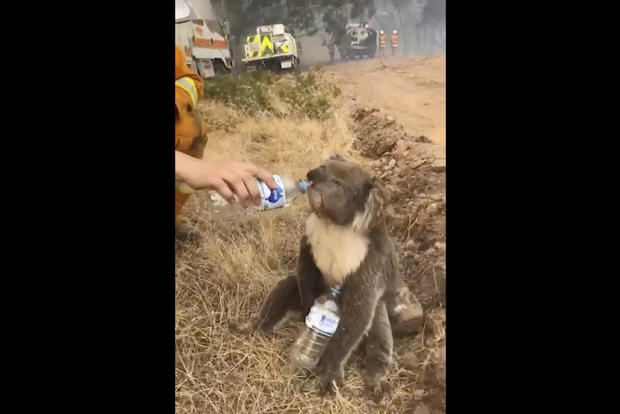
[305,213,369,286]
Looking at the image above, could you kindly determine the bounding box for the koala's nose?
[307,166,325,182]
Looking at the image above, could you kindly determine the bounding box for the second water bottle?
[290,286,342,370]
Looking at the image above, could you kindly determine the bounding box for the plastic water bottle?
[290,286,342,370]
[175,175,308,217]
[209,175,308,216]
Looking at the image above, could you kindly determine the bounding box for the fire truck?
[175,0,233,78]
[242,24,300,73]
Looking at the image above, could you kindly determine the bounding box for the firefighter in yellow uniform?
[174,0,278,243]
[175,45,209,241]
[379,30,387,57]
[390,30,399,57]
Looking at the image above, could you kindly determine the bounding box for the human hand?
[176,152,276,206]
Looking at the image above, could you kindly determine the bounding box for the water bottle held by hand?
[209,175,308,216]
[175,175,308,217]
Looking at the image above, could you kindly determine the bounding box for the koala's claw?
[317,367,344,394]
[367,379,392,404]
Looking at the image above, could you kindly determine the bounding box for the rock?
[434,242,446,251]
[425,248,436,256]
[384,164,392,171]
[426,203,442,216]
[431,158,446,172]
[418,193,427,199]
[413,389,427,400]
[389,158,397,168]
[388,285,424,337]
[413,403,432,414]
[403,150,410,157]
[411,159,427,170]
[376,141,396,156]
[406,239,416,251]
[401,352,420,370]
[381,171,390,179]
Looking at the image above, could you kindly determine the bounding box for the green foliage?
[205,72,276,115]
[204,68,340,120]
[277,72,326,120]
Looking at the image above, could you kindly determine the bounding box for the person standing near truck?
[379,30,387,57]
[390,30,399,57]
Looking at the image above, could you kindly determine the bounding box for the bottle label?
[305,306,340,337]
[258,175,286,210]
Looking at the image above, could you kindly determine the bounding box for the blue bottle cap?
[298,179,309,194]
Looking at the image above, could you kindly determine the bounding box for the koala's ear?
[368,176,387,196]
[353,176,389,233]
[373,176,389,201]
[326,152,346,162]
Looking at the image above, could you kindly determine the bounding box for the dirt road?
[324,55,445,159]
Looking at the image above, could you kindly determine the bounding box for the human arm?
[175,151,277,206]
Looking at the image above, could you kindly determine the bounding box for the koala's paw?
[366,375,392,404]
[316,364,345,395]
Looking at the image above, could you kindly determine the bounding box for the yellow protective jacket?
[175,46,208,222]
[390,33,399,48]
[379,34,387,48]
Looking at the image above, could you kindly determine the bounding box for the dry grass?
[177,91,441,413]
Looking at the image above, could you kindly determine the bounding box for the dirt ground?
[324,56,445,160]
[176,55,446,414]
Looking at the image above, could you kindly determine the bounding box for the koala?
[236,154,412,402]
